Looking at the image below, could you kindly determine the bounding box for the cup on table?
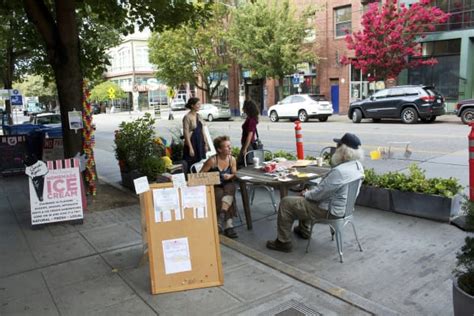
[253,157,260,167]
[316,157,323,166]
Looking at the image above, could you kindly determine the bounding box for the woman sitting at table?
[200,135,238,238]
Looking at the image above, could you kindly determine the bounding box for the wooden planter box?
[356,185,461,222]
[356,185,392,211]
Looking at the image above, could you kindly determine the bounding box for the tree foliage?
[7,0,210,158]
[341,0,449,81]
[226,0,316,81]
[90,81,127,102]
[148,4,230,100]
[13,75,56,98]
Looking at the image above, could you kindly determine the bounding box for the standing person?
[239,100,259,167]
[200,136,238,238]
[182,97,208,173]
[266,133,365,252]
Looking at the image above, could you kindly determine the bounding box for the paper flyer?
[162,238,192,274]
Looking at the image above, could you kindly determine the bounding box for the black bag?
[251,128,263,150]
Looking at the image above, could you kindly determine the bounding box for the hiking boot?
[266,239,292,253]
[224,227,238,239]
[293,226,311,240]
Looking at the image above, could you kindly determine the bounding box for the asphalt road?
[93,111,470,188]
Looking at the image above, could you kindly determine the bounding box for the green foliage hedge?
[364,164,462,198]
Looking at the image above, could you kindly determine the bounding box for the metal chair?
[319,146,336,158]
[305,178,364,263]
[244,149,278,213]
[190,161,205,173]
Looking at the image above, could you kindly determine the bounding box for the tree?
[148,4,230,101]
[15,0,209,158]
[90,81,127,103]
[226,0,316,95]
[13,75,57,109]
[341,0,449,81]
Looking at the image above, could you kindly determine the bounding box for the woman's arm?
[200,157,213,173]
[199,115,209,151]
[182,115,194,154]
[222,156,237,181]
[242,131,254,154]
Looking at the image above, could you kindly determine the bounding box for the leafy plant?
[272,150,297,161]
[455,236,474,296]
[363,164,462,198]
[232,146,241,158]
[114,113,165,173]
[139,156,166,182]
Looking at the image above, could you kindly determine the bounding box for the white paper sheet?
[174,209,182,221]
[172,173,187,189]
[240,176,253,180]
[133,176,150,194]
[196,207,205,219]
[153,188,180,223]
[162,238,192,274]
[162,210,172,222]
[181,186,206,208]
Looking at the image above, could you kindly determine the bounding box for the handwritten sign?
[187,172,220,186]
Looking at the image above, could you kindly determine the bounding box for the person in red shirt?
[239,100,259,167]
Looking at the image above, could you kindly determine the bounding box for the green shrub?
[139,156,166,182]
[272,150,297,161]
[232,146,241,158]
[455,236,474,295]
[114,113,165,172]
[363,164,462,198]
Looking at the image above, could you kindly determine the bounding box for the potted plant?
[453,197,474,315]
[356,164,462,222]
[114,113,169,189]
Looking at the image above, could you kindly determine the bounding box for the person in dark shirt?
[201,135,238,238]
[239,100,259,166]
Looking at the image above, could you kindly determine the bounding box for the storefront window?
[282,76,318,98]
[408,39,461,100]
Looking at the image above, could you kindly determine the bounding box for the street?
[93,111,470,188]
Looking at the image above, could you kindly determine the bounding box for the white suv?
[268,94,333,122]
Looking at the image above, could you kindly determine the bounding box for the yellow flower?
[161,156,172,168]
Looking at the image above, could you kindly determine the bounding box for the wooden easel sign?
[140,182,223,294]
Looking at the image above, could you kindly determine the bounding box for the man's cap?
[333,133,361,149]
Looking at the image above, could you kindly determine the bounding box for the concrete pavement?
[0,146,468,315]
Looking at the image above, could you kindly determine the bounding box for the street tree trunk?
[23,0,83,158]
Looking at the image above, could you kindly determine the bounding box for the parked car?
[199,103,231,121]
[454,98,474,124]
[348,85,445,124]
[267,94,333,122]
[170,98,186,110]
[28,112,61,126]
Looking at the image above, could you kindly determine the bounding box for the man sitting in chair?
[267,133,365,252]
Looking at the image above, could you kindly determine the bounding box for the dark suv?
[348,85,445,124]
[454,98,474,124]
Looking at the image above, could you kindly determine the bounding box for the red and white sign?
[42,138,64,161]
[27,158,84,225]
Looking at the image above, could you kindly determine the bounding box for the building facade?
[104,28,169,111]
[262,0,474,114]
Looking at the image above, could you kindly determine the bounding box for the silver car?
[199,103,231,121]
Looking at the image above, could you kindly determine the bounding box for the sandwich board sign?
[26,158,85,225]
[139,182,223,294]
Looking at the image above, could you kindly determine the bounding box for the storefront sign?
[42,138,64,161]
[26,158,84,225]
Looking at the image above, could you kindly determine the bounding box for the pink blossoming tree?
[341,0,449,81]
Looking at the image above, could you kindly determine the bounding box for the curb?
[220,236,399,316]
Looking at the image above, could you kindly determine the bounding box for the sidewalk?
[0,148,466,315]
